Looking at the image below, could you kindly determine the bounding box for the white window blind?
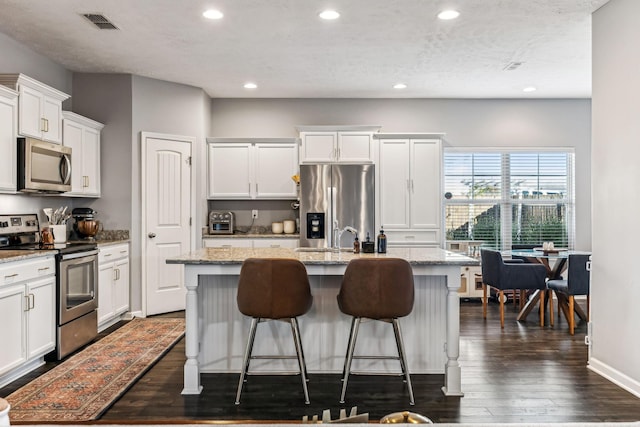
[444,150,575,251]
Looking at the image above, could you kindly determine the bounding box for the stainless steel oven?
[57,248,99,359]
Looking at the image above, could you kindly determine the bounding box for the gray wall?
[0,31,74,223]
[210,98,592,250]
[129,75,209,313]
[591,0,640,395]
[72,73,133,230]
[67,73,211,317]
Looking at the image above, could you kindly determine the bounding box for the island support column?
[443,268,464,396]
[182,268,203,394]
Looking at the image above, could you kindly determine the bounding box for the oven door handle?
[60,249,99,260]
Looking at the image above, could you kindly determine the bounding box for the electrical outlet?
[252,210,258,219]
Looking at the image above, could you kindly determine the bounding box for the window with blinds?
[444,150,575,251]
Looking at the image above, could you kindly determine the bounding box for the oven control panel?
[0,214,39,235]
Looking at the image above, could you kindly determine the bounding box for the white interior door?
[143,133,193,316]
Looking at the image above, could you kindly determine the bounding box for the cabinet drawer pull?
[4,273,19,280]
[120,250,127,254]
[38,267,50,273]
[104,253,112,257]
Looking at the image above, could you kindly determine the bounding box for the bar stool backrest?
[237,258,312,319]
[338,258,414,319]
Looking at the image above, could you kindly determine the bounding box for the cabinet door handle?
[41,117,46,132]
[29,293,35,310]
[406,179,411,190]
[24,295,30,312]
[411,179,414,192]
[248,182,251,194]
[255,183,259,194]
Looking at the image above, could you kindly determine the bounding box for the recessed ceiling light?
[203,9,223,20]
[523,86,537,93]
[244,82,257,89]
[319,10,340,20]
[393,83,407,89]
[437,9,460,20]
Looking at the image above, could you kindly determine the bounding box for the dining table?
[507,248,590,324]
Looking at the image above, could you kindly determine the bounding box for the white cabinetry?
[459,266,484,299]
[202,237,299,249]
[0,256,56,388]
[207,138,298,199]
[297,126,380,163]
[377,134,443,247]
[0,74,70,143]
[0,86,18,193]
[97,243,130,331]
[62,111,103,197]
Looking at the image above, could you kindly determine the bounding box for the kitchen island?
[166,247,478,397]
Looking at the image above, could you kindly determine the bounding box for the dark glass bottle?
[376,227,387,253]
[353,234,360,253]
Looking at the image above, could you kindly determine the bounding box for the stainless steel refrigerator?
[299,164,375,248]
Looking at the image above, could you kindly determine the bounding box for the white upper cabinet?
[377,134,443,247]
[0,86,18,193]
[0,74,70,144]
[207,138,298,199]
[62,111,104,197]
[297,126,380,163]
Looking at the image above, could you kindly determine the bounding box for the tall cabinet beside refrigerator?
[299,164,375,249]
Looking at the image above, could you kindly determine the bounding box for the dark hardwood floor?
[3,299,640,424]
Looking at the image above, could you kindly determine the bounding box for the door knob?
[148,232,156,238]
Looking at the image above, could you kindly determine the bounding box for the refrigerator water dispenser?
[306,212,325,239]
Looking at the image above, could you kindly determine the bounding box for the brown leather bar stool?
[337,258,415,405]
[235,258,313,405]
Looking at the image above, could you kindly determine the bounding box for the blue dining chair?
[547,254,591,335]
[480,249,548,328]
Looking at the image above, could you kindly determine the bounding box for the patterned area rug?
[5,317,184,422]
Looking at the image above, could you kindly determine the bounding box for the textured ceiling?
[0,0,609,98]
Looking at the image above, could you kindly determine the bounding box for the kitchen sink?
[294,247,353,253]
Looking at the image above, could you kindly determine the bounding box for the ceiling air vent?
[82,13,118,30]
[503,61,524,71]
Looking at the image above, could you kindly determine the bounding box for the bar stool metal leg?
[290,318,310,404]
[341,317,357,380]
[292,318,309,381]
[340,317,361,403]
[392,318,415,405]
[235,317,259,405]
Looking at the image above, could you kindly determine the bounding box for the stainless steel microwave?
[18,137,72,193]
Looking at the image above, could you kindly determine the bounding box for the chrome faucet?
[333,220,357,250]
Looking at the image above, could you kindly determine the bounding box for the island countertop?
[167,246,479,266]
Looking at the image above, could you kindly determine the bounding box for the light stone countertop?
[167,246,479,266]
[0,250,56,264]
[95,239,131,247]
[202,233,299,239]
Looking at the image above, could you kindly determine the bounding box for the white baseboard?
[588,357,640,398]
[128,310,144,319]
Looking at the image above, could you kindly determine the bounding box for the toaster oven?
[209,211,234,234]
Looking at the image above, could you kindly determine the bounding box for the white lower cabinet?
[98,243,130,331]
[459,266,484,299]
[203,237,299,249]
[0,256,56,388]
